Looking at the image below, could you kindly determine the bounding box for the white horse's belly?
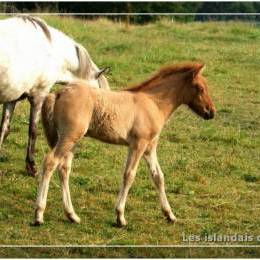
[0,83,24,102]
[0,54,57,102]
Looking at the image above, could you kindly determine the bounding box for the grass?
[0,16,259,257]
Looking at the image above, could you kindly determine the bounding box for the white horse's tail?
[41,93,58,148]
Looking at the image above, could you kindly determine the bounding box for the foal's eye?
[195,85,204,94]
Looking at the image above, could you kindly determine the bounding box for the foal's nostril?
[210,110,214,118]
[208,109,214,119]
[204,109,214,120]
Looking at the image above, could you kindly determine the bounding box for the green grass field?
[0,16,259,257]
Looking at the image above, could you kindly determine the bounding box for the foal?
[34,63,215,226]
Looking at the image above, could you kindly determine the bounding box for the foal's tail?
[41,93,58,148]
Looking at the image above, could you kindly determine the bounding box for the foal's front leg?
[115,140,148,227]
[144,141,177,223]
[26,96,45,176]
[0,102,16,145]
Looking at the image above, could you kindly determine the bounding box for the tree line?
[1,2,259,23]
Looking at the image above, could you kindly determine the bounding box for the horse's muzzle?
[203,109,215,120]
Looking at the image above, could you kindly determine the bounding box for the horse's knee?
[43,152,59,172]
[123,170,135,184]
[58,153,73,173]
[151,170,164,187]
[58,163,67,173]
[54,139,76,158]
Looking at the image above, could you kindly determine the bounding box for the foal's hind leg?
[58,152,80,224]
[115,139,148,227]
[34,151,60,225]
[0,101,16,145]
[34,138,78,225]
[144,140,177,223]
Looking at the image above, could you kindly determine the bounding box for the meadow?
[0,16,259,257]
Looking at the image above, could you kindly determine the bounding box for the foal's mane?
[17,15,51,42]
[126,63,201,92]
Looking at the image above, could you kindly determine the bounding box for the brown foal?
[34,62,215,227]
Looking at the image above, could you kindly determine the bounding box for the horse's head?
[95,67,110,90]
[75,44,110,90]
[183,64,215,120]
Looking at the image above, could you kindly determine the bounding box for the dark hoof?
[115,218,127,228]
[26,162,38,177]
[66,213,81,224]
[32,220,43,226]
[162,210,177,223]
[114,222,126,228]
[166,215,177,223]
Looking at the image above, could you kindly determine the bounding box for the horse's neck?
[50,28,80,81]
[144,80,184,121]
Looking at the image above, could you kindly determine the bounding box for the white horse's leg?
[58,152,80,224]
[115,140,148,227]
[0,102,16,145]
[26,96,45,176]
[144,142,177,223]
[34,151,60,225]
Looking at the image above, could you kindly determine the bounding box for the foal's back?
[54,84,134,144]
[53,83,160,145]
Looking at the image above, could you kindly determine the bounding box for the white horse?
[0,15,110,176]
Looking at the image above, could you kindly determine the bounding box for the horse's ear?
[186,63,205,80]
[193,63,205,78]
[95,67,110,79]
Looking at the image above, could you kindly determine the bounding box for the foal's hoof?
[67,213,81,224]
[26,163,38,177]
[163,210,177,223]
[33,219,44,226]
[167,214,177,223]
[116,217,127,227]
